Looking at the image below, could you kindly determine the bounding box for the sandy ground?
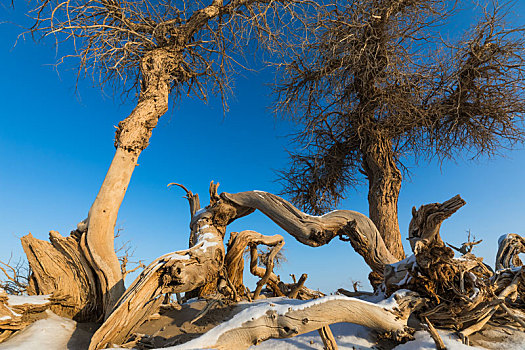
[1,298,524,350]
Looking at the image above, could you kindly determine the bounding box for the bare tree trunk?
[221,191,398,288]
[82,49,173,317]
[362,135,405,261]
[19,49,175,321]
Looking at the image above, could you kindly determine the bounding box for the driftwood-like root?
[21,229,101,321]
[171,292,418,350]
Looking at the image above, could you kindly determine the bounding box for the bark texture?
[362,135,405,261]
[85,49,176,317]
[221,191,398,278]
[0,291,52,336]
[495,233,525,270]
[88,184,240,350]
[20,231,100,321]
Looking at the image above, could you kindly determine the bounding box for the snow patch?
[393,330,482,350]
[163,252,190,261]
[0,310,91,350]
[7,294,51,306]
[193,208,206,217]
[388,255,417,272]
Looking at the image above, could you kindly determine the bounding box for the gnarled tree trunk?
[21,48,177,321]
[169,291,419,350]
[84,49,175,317]
[361,134,405,261]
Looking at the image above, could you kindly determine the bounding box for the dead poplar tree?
[21,0,309,320]
[275,0,525,262]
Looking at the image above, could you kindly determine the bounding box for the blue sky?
[1,1,524,293]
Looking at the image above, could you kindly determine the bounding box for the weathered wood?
[422,316,446,350]
[170,293,417,349]
[495,233,525,270]
[88,184,241,350]
[318,325,338,350]
[222,191,398,279]
[408,195,466,254]
[20,230,101,321]
[89,223,225,349]
[0,291,57,340]
[459,267,523,340]
[288,274,308,299]
[224,230,284,297]
[168,183,201,218]
[252,239,285,299]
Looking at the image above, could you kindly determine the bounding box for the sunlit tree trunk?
[83,49,175,317]
[362,134,405,261]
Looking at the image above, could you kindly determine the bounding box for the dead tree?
[87,183,401,349]
[89,186,525,349]
[274,0,525,262]
[4,182,525,348]
[21,0,311,320]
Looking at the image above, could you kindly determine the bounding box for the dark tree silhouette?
[275,0,525,260]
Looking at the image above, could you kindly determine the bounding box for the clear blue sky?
[1,1,524,293]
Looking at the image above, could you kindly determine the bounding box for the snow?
[195,232,218,252]
[163,252,190,261]
[3,295,524,350]
[0,310,92,350]
[392,330,482,350]
[251,323,376,349]
[7,295,50,306]
[149,293,406,350]
[389,254,417,272]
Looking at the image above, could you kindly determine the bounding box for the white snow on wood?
[388,254,417,272]
[7,294,51,306]
[10,295,520,350]
[152,293,405,350]
[249,323,376,349]
[162,252,190,261]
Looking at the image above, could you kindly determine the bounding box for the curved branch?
[221,191,398,275]
[495,233,525,270]
[408,194,466,254]
[168,182,201,218]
